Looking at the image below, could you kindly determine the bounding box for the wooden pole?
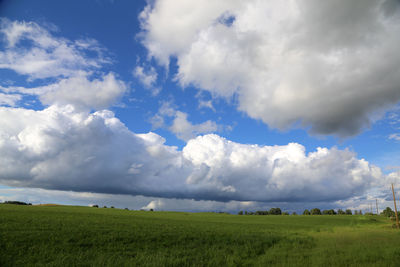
[376,199,379,215]
[391,183,399,229]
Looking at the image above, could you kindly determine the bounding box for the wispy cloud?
[0,18,111,80]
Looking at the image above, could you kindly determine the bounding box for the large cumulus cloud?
[139,0,400,136]
[0,105,383,202]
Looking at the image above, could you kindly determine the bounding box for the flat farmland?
[1,204,399,266]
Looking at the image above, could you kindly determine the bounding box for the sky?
[0,0,400,213]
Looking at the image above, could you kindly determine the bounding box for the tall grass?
[1,204,399,266]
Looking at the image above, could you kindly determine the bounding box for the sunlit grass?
[1,204,399,266]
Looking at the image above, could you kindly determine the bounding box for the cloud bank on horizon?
[0,104,384,202]
[140,0,400,136]
[0,0,400,209]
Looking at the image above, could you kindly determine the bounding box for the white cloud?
[133,66,157,88]
[40,73,126,110]
[389,133,400,141]
[169,111,219,141]
[0,92,21,106]
[1,73,127,111]
[198,99,215,112]
[140,0,400,136]
[0,19,127,111]
[150,101,220,141]
[0,105,385,203]
[0,18,110,80]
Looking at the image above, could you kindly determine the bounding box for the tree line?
[238,207,398,216]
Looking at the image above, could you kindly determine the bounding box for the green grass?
[1,204,399,266]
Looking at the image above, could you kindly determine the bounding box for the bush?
[103,206,107,208]
[92,205,99,208]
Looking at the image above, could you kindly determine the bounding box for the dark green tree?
[269,208,282,215]
[322,209,337,215]
[311,208,322,215]
[238,210,243,215]
[337,209,345,215]
[381,207,395,217]
[303,209,311,215]
[345,209,352,215]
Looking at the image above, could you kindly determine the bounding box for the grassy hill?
[1,204,399,266]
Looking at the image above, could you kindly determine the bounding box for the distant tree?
[248,211,254,215]
[345,209,352,215]
[269,208,282,215]
[292,212,297,215]
[125,208,129,210]
[255,210,266,215]
[382,207,395,217]
[238,211,243,215]
[103,206,107,208]
[282,212,289,215]
[4,201,29,205]
[150,209,154,211]
[337,209,345,215]
[322,209,337,215]
[311,208,322,215]
[110,206,115,209]
[354,210,359,215]
[92,204,99,208]
[303,209,311,215]
[359,210,363,215]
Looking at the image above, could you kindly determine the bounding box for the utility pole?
[376,199,379,215]
[391,183,399,229]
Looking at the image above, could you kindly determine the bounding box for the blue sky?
[0,0,400,213]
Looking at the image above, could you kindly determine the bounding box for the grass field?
[1,204,400,266]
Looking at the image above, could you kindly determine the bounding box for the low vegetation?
[1,204,400,266]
